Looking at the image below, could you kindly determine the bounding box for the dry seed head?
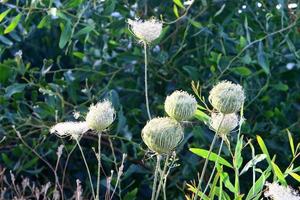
[164,90,197,121]
[128,18,162,43]
[264,182,300,200]
[209,81,245,114]
[86,100,115,132]
[50,121,88,140]
[141,117,183,154]
[210,113,239,135]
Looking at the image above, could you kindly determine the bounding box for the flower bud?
[128,18,162,43]
[210,113,238,135]
[86,100,115,132]
[209,81,245,114]
[164,90,197,121]
[141,117,183,154]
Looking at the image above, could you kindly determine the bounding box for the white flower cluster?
[50,100,115,140]
[208,80,245,136]
[50,122,88,140]
[86,100,116,132]
[128,18,162,43]
[264,182,300,200]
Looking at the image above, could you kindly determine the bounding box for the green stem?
[143,42,151,120]
[76,139,96,199]
[201,139,224,200]
[151,155,161,200]
[155,155,169,200]
[194,115,225,200]
[96,132,102,200]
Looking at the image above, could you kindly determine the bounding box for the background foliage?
[0,0,299,199]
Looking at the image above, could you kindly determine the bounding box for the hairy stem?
[151,155,161,200]
[155,155,169,200]
[201,139,224,200]
[143,42,151,120]
[76,139,96,199]
[194,115,225,200]
[96,132,102,200]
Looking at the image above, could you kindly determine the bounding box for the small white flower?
[264,182,300,200]
[286,63,295,70]
[49,8,58,19]
[50,121,88,140]
[276,4,282,10]
[86,100,116,132]
[288,3,298,9]
[257,2,262,8]
[73,111,80,119]
[210,113,239,135]
[238,9,242,14]
[242,5,247,9]
[128,18,163,43]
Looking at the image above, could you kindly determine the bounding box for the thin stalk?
[194,115,225,200]
[76,139,96,199]
[96,132,102,200]
[155,155,169,200]
[201,139,224,200]
[250,143,255,196]
[143,42,151,120]
[151,155,161,200]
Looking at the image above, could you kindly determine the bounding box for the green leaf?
[232,67,251,76]
[173,5,179,18]
[273,82,289,91]
[37,15,50,29]
[173,0,185,9]
[240,154,266,175]
[234,135,243,169]
[188,18,202,28]
[59,21,72,49]
[289,172,300,182]
[239,36,247,48]
[190,148,233,168]
[65,0,83,8]
[245,170,271,200]
[214,4,226,17]
[4,13,22,34]
[256,135,271,163]
[186,183,210,200]
[194,109,210,123]
[5,83,26,98]
[123,188,138,200]
[0,64,13,83]
[0,9,11,22]
[287,129,295,157]
[73,25,94,37]
[73,51,85,59]
[257,41,270,75]
[271,161,287,186]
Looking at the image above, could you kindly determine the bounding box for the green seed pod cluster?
[209,113,239,136]
[141,117,184,154]
[209,81,245,114]
[164,90,197,121]
[86,100,116,132]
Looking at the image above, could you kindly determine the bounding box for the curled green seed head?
[164,90,197,121]
[141,117,184,154]
[209,81,245,114]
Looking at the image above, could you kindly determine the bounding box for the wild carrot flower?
[141,117,183,154]
[209,80,245,114]
[128,18,163,43]
[164,90,197,121]
[86,100,115,132]
[209,113,238,136]
[50,122,88,140]
[264,182,300,200]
